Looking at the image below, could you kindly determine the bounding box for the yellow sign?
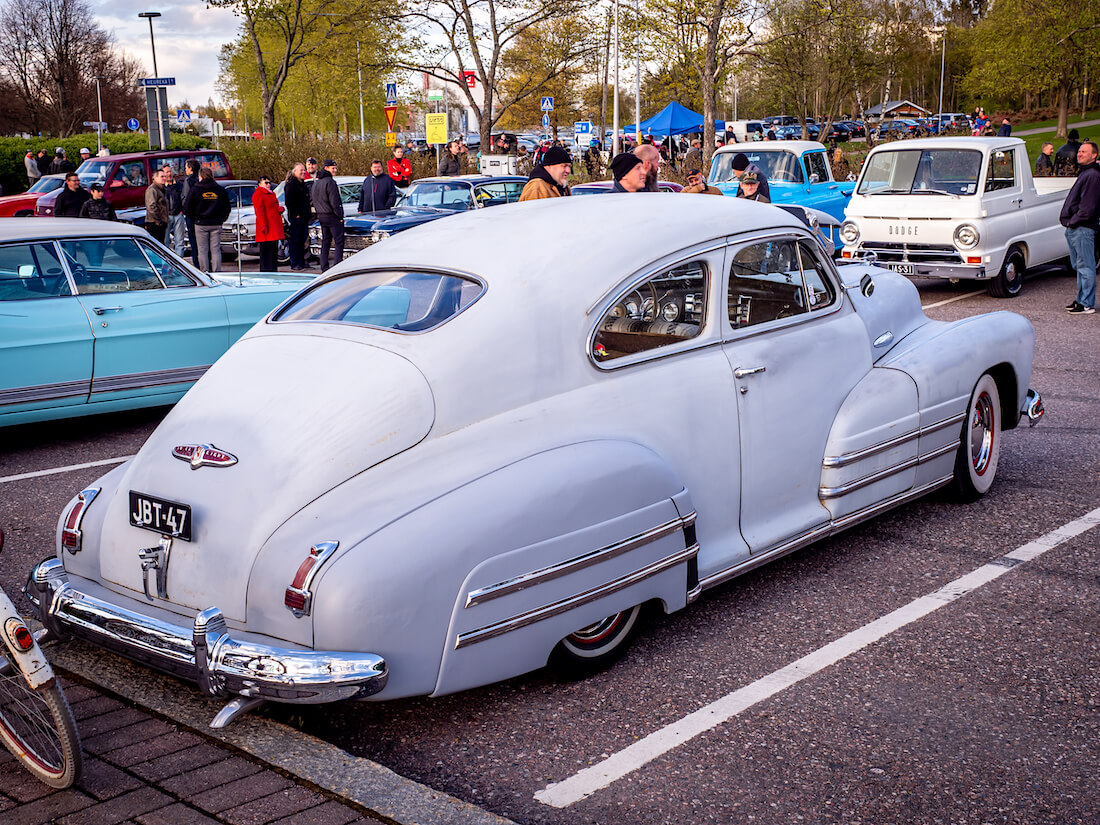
[426,113,448,145]
[385,131,397,147]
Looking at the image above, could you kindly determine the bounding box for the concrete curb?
[49,639,517,825]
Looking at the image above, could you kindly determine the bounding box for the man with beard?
[518,145,573,200]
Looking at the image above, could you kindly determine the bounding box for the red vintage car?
[0,175,66,217]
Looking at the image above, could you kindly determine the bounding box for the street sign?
[383,105,397,131]
[541,96,554,111]
[138,77,176,87]
[425,113,448,144]
[385,131,397,147]
[462,71,476,89]
[574,121,593,148]
[213,121,224,136]
[83,121,106,131]
[385,82,398,105]
[542,113,550,129]
[127,118,141,131]
[427,90,444,102]
[176,109,191,125]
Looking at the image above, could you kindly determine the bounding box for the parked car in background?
[934,113,970,133]
[27,195,1042,727]
[312,175,526,261]
[571,181,684,195]
[876,119,921,139]
[710,141,853,239]
[117,180,258,262]
[35,150,234,216]
[0,219,312,427]
[839,120,866,139]
[823,122,852,142]
[0,175,66,217]
[840,137,1074,297]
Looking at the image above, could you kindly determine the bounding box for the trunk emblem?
[173,444,238,470]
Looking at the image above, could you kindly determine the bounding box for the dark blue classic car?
[310,175,527,260]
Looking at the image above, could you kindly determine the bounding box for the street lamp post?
[138,11,165,149]
[357,41,365,142]
[938,30,947,120]
[94,75,105,152]
[612,0,619,156]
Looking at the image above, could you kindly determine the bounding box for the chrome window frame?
[57,236,169,293]
[134,239,202,288]
[268,265,488,336]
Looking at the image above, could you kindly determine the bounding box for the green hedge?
[0,133,211,196]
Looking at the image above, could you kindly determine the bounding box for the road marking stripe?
[534,506,1100,808]
[0,456,133,485]
[921,289,984,309]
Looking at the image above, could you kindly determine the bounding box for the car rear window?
[194,153,230,178]
[272,269,484,332]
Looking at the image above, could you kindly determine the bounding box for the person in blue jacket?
[358,160,398,213]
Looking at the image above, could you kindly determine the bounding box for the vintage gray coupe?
[28,195,1043,726]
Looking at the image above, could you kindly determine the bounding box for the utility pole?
[357,41,365,141]
[613,0,619,156]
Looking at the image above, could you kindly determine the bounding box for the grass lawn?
[1014,109,1100,132]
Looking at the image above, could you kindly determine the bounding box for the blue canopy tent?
[622,101,724,136]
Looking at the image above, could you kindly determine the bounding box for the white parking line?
[921,289,984,309]
[0,456,134,485]
[534,506,1100,808]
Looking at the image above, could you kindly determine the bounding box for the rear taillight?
[5,617,35,651]
[284,541,339,617]
[61,487,100,553]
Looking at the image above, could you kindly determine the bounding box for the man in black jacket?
[180,159,202,266]
[48,148,75,176]
[1060,140,1100,314]
[311,160,344,271]
[183,167,232,272]
[1055,129,1082,176]
[1035,142,1054,177]
[284,163,311,270]
[54,173,91,217]
[79,183,117,221]
[358,160,398,212]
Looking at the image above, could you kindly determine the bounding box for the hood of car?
[93,332,434,623]
[346,206,456,233]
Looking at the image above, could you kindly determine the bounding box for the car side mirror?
[809,173,820,185]
[109,179,125,188]
[860,273,875,297]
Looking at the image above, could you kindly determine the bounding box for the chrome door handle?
[92,306,123,315]
[734,366,766,378]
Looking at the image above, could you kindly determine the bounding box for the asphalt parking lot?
[1,264,1097,825]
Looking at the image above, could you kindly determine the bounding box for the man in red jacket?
[252,175,286,271]
[388,146,412,189]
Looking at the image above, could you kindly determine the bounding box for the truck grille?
[858,242,961,265]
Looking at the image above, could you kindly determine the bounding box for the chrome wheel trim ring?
[970,391,996,476]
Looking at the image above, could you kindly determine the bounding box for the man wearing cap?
[730,152,771,201]
[519,145,573,201]
[681,169,722,196]
[304,157,318,181]
[311,159,344,271]
[48,148,75,176]
[609,152,648,193]
[80,147,92,163]
[738,172,769,202]
[79,183,117,221]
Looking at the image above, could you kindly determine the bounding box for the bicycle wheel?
[0,656,82,789]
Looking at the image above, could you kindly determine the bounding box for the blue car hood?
[346,206,460,233]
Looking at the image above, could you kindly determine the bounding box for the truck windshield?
[75,160,112,187]
[710,150,803,184]
[856,149,982,196]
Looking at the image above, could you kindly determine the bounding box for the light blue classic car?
[0,219,312,427]
[709,141,853,240]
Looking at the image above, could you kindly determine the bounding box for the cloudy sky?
[94,0,239,109]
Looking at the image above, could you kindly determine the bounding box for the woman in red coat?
[387,147,412,189]
[252,175,285,271]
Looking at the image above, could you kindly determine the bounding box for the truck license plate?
[888,263,914,275]
[129,491,192,541]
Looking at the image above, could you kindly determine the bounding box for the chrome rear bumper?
[1023,388,1043,427]
[26,558,388,705]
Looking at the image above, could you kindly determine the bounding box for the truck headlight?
[840,221,860,244]
[308,227,321,241]
[370,230,391,243]
[953,223,980,249]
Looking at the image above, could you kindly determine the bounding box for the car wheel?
[989,249,1024,298]
[948,373,1001,502]
[276,239,290,265]
[548,604,642,678]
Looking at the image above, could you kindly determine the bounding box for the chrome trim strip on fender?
[91,365,211,395]
[822,412,966,469]
[465,512,697,608]
[820,440,959,499]
[0,378,90,407]
[455,544,699,649]
[700,475,955,592]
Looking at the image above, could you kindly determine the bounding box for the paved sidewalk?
[0,677,375,825]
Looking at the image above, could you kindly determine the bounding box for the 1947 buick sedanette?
[27,195,1043,727]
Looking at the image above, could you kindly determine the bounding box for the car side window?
[593,261,708,362]
[113,162,147,187]
[796,241,837,310]
[138,242,197,287]
[804,152,829,184]
[0,242,71,301]
[60,239,165,294]
[986,150,1016,192]
[728,239,807,328]
[473,182,521,207]
[195,154,229,178]
[339,184,360,204]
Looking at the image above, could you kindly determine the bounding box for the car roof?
[412,175,527,184]
[867,136,1022,151]
[1,217,158,242]
[81,150,226,163]
[714,140,826,154]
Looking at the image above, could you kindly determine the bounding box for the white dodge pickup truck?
[840,137,1074,297]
